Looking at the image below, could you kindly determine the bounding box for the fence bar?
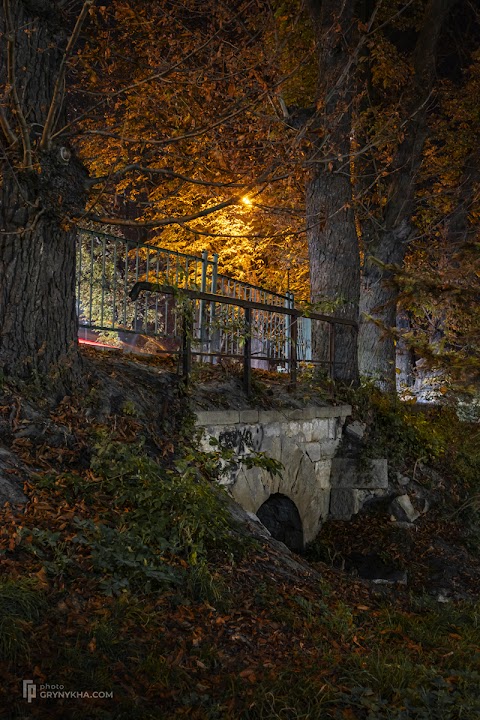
[290,315,297,390]
[209,253,219,360]
[111,239,117,328]
[243,306,252,396]
[182,300,193,383]
[88,236,95,325]
[199,250,208,354]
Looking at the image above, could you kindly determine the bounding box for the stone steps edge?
[194,405,352,426]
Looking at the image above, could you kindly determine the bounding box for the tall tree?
[0,0,91,387]
[357,0,457,389]
[397,51,480,394]
[305,0,361,382]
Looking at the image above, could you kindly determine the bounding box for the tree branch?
[51,27,223,141]
[40,0,95,150]
[413,0,457,97]
[0,105,18,147]
[85,196,238,228]
[86,164,247,189]
[3,0,32,167]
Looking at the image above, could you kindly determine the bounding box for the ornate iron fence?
[75,228,340,373]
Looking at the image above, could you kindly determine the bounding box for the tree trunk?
[306,0,360,383]
[0,0,86,389]
[0,179,80,385]
[396,309,416,394]
[358,219,412,389]
[307,173,359,382]
[357,0,456,389]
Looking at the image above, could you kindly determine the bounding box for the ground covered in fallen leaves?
[0,350,479,719]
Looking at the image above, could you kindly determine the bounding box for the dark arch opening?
[256,493,304,554]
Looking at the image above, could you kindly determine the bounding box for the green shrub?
[66,433,244,596]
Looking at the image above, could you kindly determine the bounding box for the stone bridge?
[196,405,359,551]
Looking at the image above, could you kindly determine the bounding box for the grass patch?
[0,578,46,665]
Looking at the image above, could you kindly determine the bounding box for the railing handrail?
[127,282,357,392]
[129,282,358,328]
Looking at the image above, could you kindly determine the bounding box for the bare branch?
[3,0,32,167]
[86,197,238,228]
[185,223,309,240]
[40,0,95,150]
[51,28,223,141]
[86,164,247,189]
[0,105,18,147]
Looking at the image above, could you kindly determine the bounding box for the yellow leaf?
[35,567,49,589]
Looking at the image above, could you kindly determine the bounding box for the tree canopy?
[1,0,479,392]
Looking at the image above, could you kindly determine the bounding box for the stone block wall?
[196,405,351,543]
[329,458,389,519]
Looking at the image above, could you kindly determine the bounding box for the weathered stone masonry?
[196,405,352,544]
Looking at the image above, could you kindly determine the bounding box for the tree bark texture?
[0,0,86,387]
[357,0,457,389]
[306,0,360,383]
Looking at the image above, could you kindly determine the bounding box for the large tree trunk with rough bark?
[357,0,456,389]
[306,0,360,383]
[307,172,360,382]
[358,161,418,388]
[0,0,87,389]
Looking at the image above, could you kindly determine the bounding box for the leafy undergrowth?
[0,354,479,719]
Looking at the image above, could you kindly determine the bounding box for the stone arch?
[256,493,304,553]
[196,406,353,544]
[230,433,330,545]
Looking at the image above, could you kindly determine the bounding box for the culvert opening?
[256,493,304,554]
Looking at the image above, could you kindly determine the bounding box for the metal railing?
[75,228,353,382]
[130,282,357,392]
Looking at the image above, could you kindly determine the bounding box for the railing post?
[199,250,208,359]
[285,291,295,373]
[243,306,252,396]
[289,311,297,390]
[182,298,193,384]
[284,291,291,368]
[209,253,219,362]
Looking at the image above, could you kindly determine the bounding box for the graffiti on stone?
[218,426,264,455]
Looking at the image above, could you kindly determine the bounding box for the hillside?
[0,349,479,719]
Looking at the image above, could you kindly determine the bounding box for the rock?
[396,473,411,487]
[392,521,417,530]
[330,458,389,490]
[344,420,366,442]
[372,572,408,586]
[0,475,27,507]
[417,497,430,514]
[417,464,445,489]
[390,494,420,523]
[330,488,362,520]
[225,497,316,577]
[14,423,44,440]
